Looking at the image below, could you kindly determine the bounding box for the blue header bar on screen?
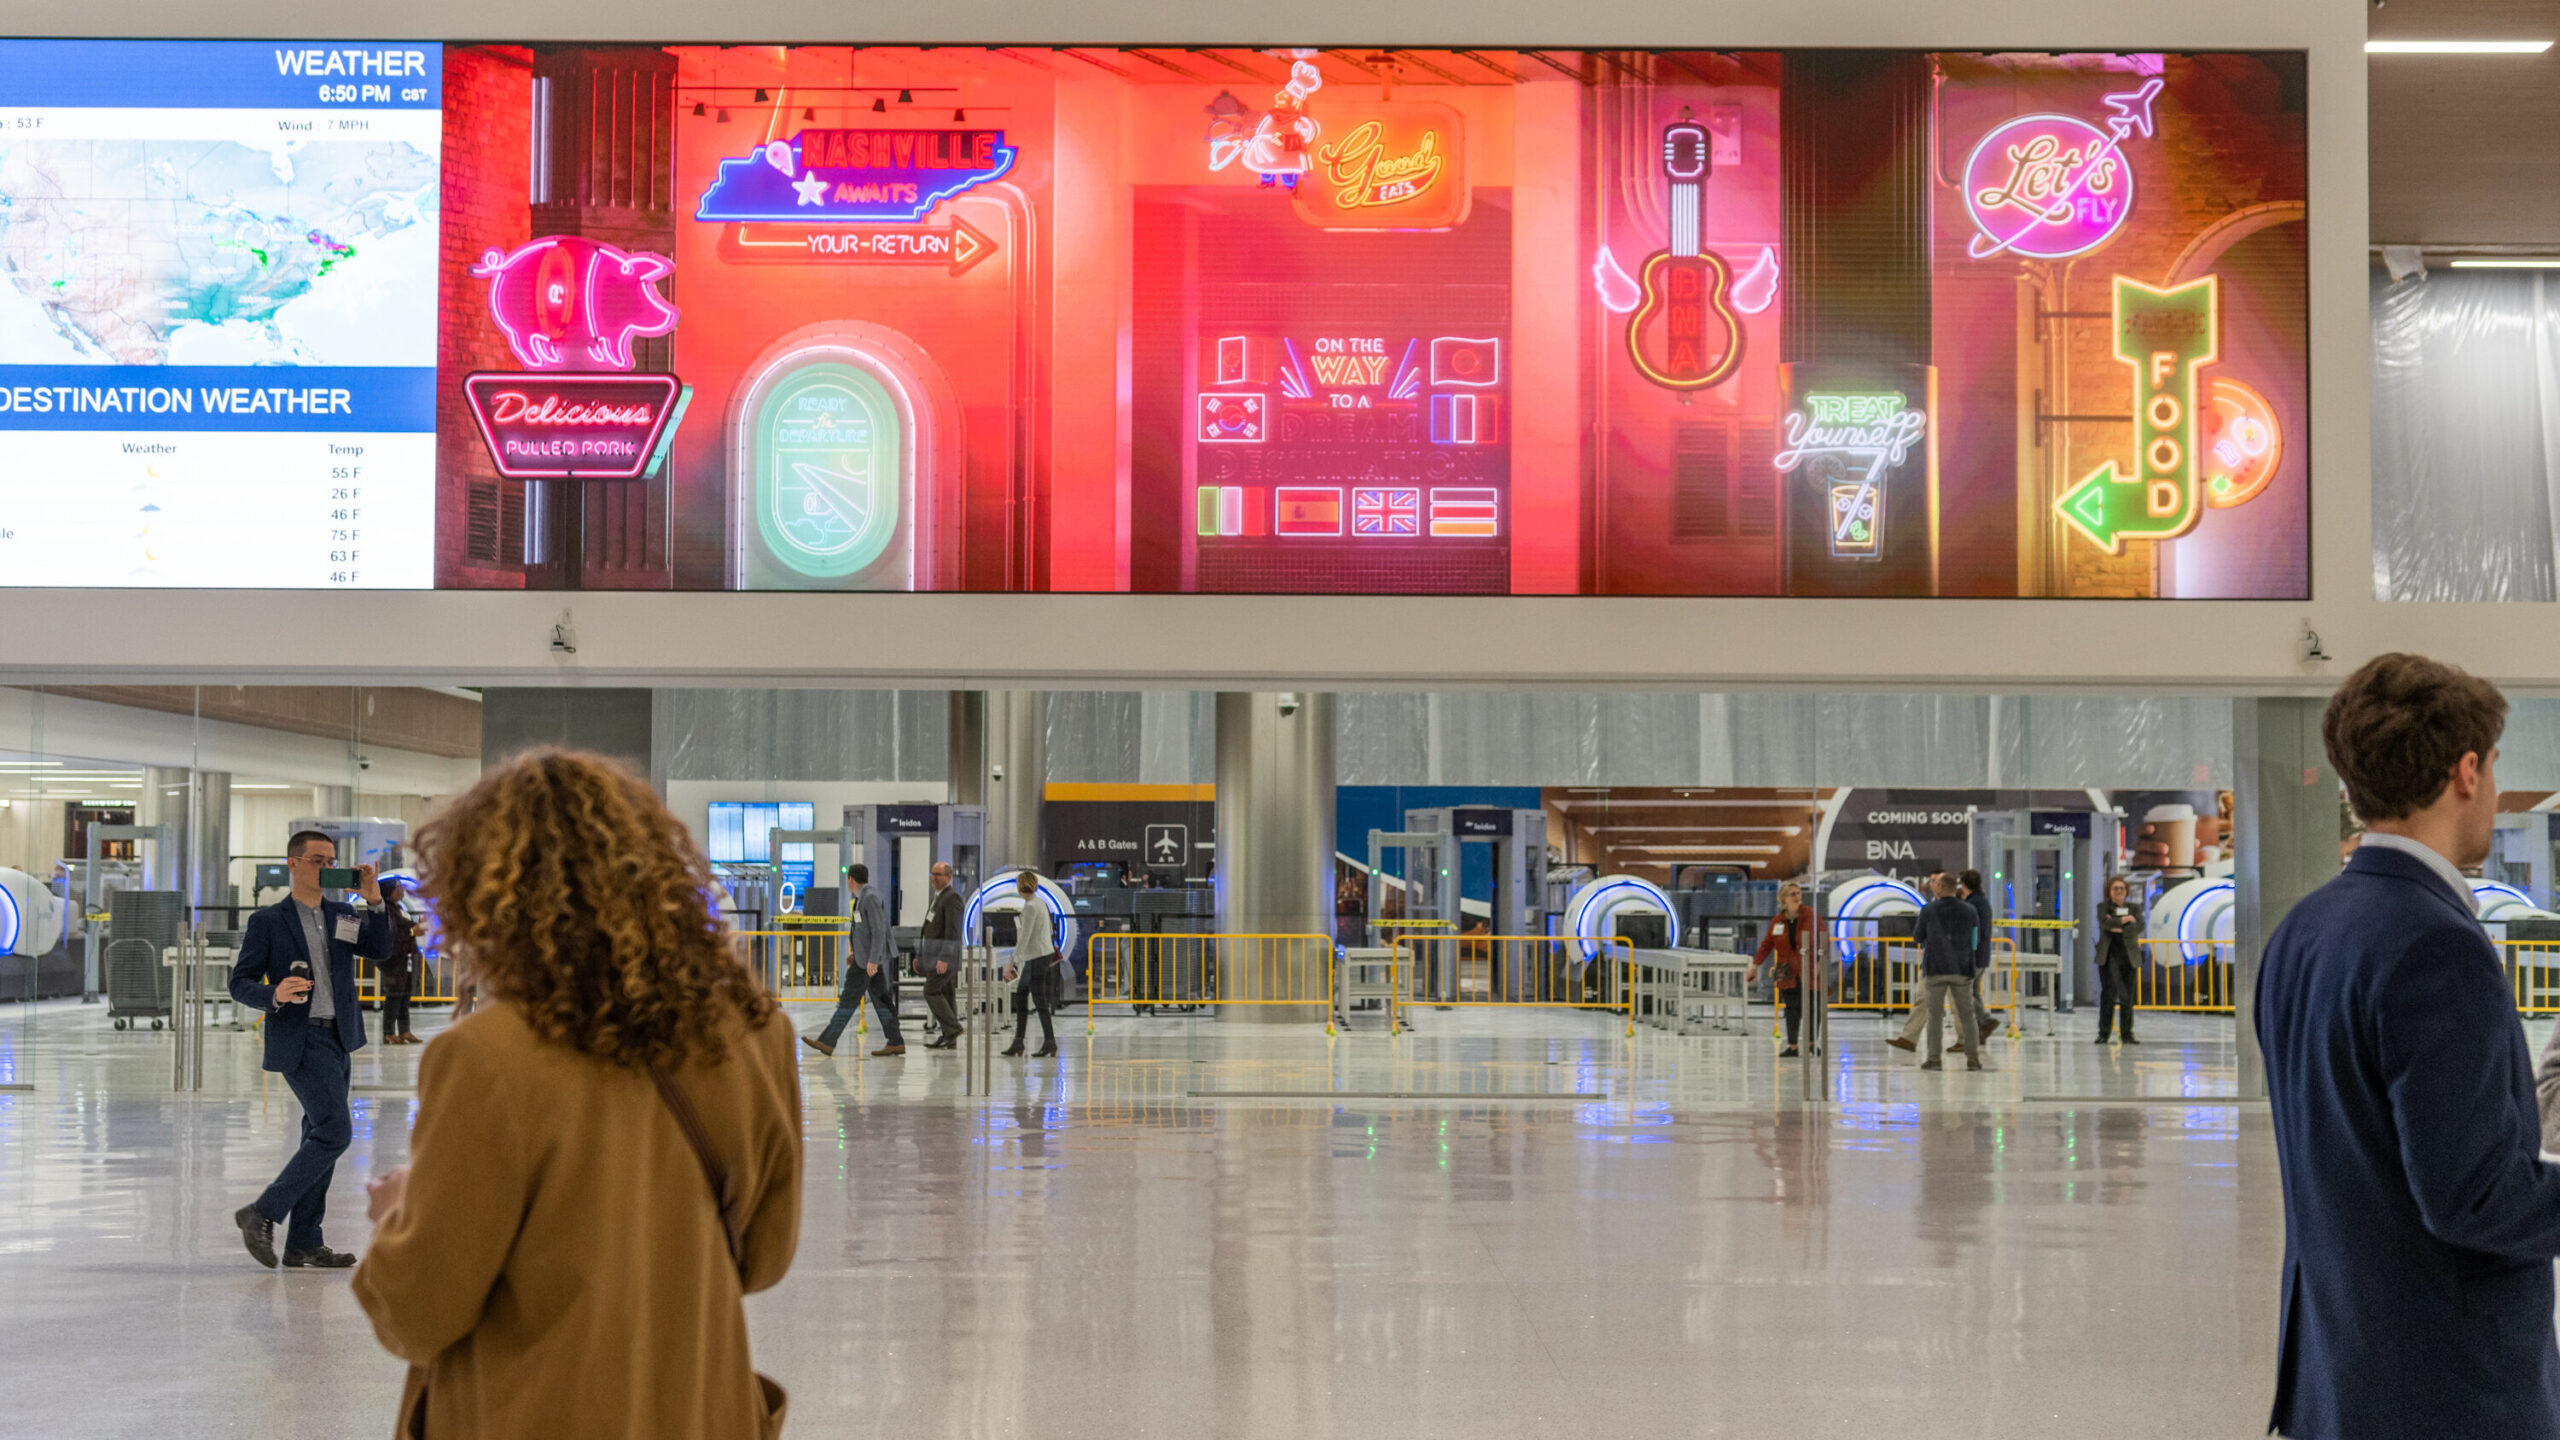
[0,367,436,432]
[0,41,442,109]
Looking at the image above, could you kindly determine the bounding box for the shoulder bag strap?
[650,1064,748,1281]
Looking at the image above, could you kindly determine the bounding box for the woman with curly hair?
[352,749,800,1440]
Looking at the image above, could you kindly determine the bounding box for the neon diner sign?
[462,236,689,480]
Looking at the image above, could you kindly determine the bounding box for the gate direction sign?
[719,216,997,274]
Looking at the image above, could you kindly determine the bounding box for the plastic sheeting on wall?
[1335,693,2231,790]
[649,688,2234,792]
[2494,699,2560,791]
[2372,269,2560,602]
[653,689,947,782]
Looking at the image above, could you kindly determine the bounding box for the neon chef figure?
[1208,55,1323,186]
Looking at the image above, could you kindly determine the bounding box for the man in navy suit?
[2258,653,2560,1439]
[228,829,389,1270]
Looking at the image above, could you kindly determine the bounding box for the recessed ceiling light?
[2450,258,2560,268]
[2366,39,2553,54]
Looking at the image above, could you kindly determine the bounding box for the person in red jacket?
[1749,880,1818,1057]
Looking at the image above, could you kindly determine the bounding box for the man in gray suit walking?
[803,862,905,1057]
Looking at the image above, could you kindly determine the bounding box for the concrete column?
[947,691,987,808]
[2232,697,2341,1100]
[137,766,192,896]
[1214,692,1336,1023]
[480,687,655,781]
[984,691,1044,875]
[192,771,232,911]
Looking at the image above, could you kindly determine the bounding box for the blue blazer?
[2257,845,2560,1440]
[229,896,389,1072]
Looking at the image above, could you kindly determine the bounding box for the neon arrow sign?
[1964,77,2161,261]
[2053,275,2219,553]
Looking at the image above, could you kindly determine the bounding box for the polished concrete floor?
[0,995,2312,1437]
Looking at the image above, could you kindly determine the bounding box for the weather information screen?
[0,41,440,587]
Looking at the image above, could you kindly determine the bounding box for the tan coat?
[352,1003,801,1440]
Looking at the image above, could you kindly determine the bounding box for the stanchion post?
[191,924,206,1089]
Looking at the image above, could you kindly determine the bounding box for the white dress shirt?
[2355,832,2477,915]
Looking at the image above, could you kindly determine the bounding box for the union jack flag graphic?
[1352,487,1421,537]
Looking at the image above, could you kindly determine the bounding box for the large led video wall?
[0,42,2306,597]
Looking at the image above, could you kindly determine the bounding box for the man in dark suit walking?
[918,860,965,1049]
[228,829,390,1270]
[2259,653,2560,1439]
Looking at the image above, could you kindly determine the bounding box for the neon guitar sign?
[1626,109,1743,391]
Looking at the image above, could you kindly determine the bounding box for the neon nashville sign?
[696,129,1017,224]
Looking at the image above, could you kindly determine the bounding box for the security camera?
[356,755,372,771]
[1277,692,1301,717]
[991,762,1006,782]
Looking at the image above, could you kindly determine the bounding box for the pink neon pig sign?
[472,236,681,372]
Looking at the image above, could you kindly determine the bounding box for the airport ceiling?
[2369,0,2560,248]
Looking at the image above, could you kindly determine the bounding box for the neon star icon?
[791,171,828,206]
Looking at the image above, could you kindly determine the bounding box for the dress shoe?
[2096,1036,2113,1045]
[235,1204,279,1269]
[1967,1062,1990,1072]
[800,1036,835,1058]
[871,1045,906,1057]
[1886,1036,1916,1052]
[399,1033,422,1045]
[1949,1043,1968,1055]
[1000,1044,1025,1057]
[283,1246,359,1269]
[1778,1046,1800,1057]
[1919,1059,1943,1071]
[2122,1036,2141,1045]
[1032,1045,1058,1058]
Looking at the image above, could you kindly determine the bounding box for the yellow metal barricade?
[1083,933,1337,1031]
[1828,937,1910,1011]
[2132,938,2235,1012]
[355,956,460,1004]
[735,924,852,1004]
[1389,934,1635,1037]
[2506,941,2560,1014]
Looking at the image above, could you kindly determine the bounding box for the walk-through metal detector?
[769,805,987,926]
[1365,827,1455,945]
[1969,809,2112,1012]
[1405,807,1549,937]
[1369,808,1549,1003]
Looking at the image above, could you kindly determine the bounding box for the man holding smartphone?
[229,829,389,1269]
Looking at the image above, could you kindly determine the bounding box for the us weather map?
[0,41,443,589]
[0,138,437,367]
